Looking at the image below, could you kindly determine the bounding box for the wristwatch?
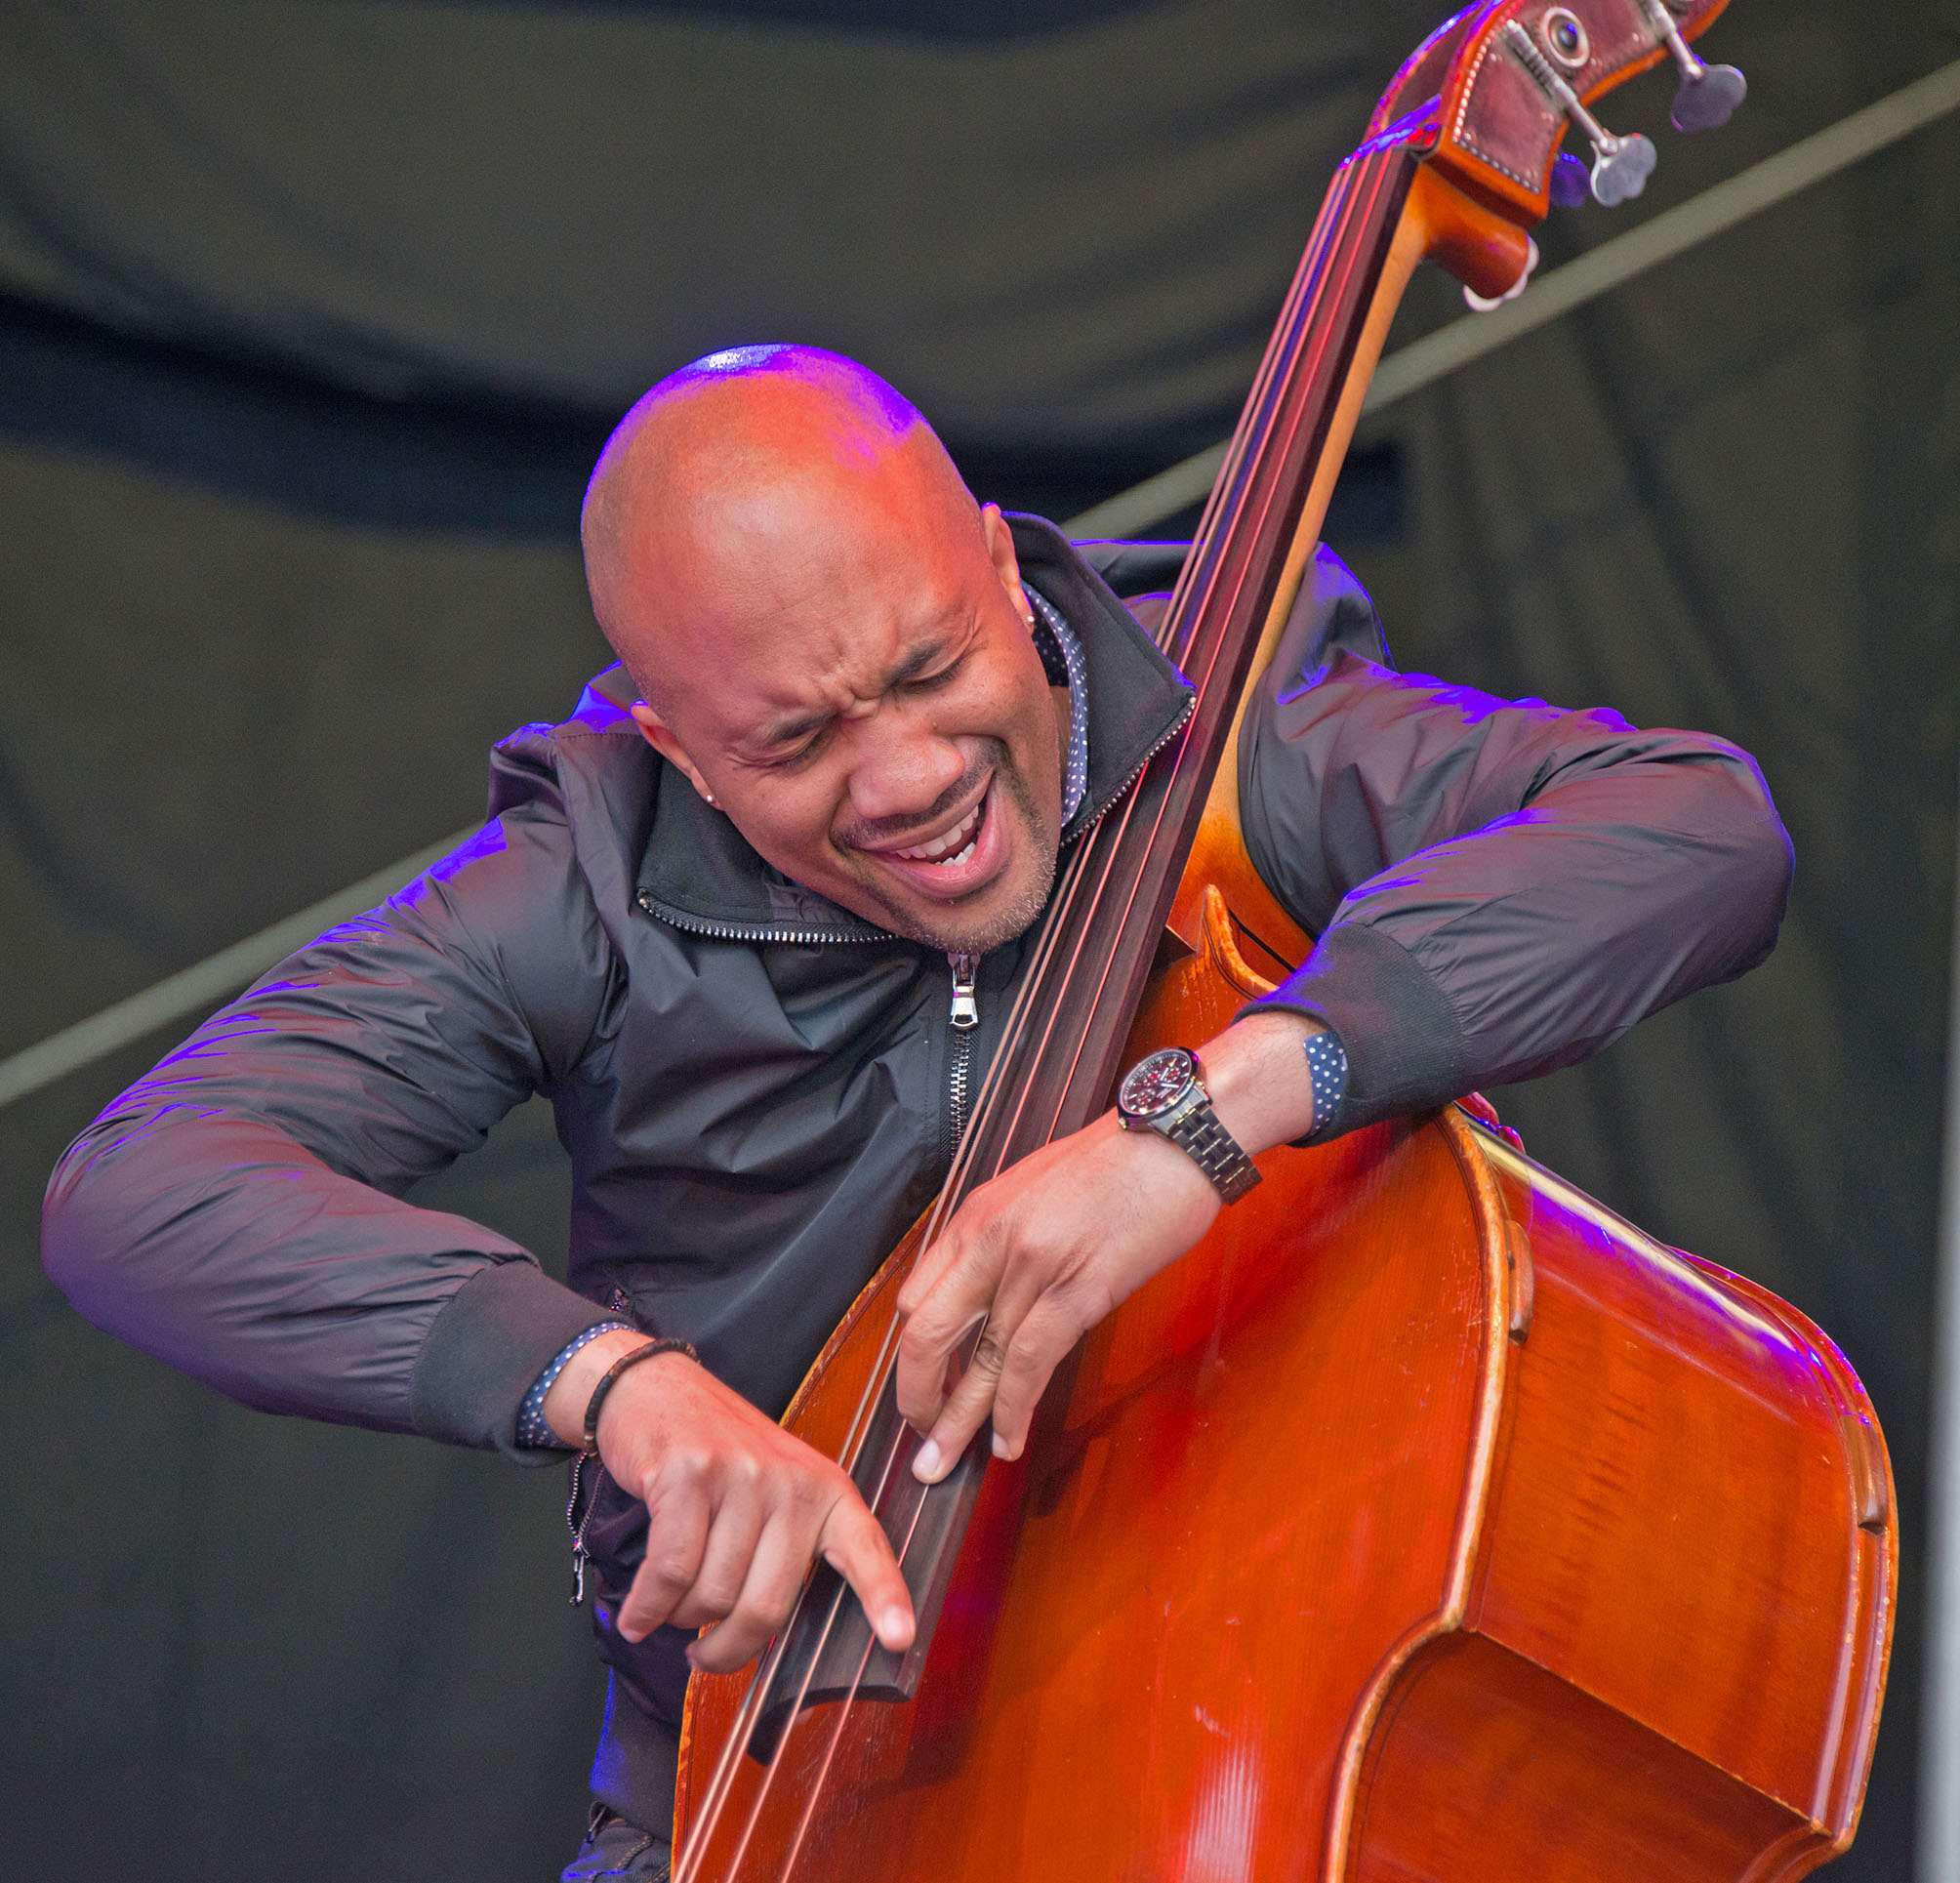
[1116,1046,1263,1205]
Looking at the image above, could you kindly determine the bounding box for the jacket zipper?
[634,891,884,947]
[938,692,1189,1154]
[947,952,979,1156]
[1061,689,1197,844]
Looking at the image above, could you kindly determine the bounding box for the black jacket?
[42,520,1793,1461]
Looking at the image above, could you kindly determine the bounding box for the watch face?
[1120,1047,1196,1121]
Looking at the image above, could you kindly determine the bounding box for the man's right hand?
[543,1329,915,1675]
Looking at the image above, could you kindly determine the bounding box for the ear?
[629,699,717,804]
[980,503,1032,625]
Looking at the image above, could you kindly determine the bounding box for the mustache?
[836,746,1002,853]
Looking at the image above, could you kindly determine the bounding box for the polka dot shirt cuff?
[1304,1029,1349,1139]
[515,1321,635,1451]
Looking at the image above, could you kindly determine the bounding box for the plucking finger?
[982,1291,1095,1461]
[618,1485,711,1642]
[911,1322,1010,1482]
[817,1488,915,1654]
[894,1234,1001,1426]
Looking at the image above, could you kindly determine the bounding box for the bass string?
[980,148,1400,1163]
[683,142,1407,1880]
[1160,144,1394,695]
[764,1463,945,1883]
[683,1383,931,1883]
[713,141,1403,1869]
[670,1577,847,1883]
[1158,144,1366,634]
[1175,175,1351,591]
[692,741,1174,1869]
[673,835,1105,1876]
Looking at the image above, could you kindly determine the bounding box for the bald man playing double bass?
[44,346,1792,1879]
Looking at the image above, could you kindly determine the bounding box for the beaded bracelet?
[581,1336,699,1457]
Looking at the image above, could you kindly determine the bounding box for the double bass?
[671,4,1896,1875]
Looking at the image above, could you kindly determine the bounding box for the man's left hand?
[894,1009,1323,1479]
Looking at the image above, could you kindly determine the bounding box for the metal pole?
[0,826,475,1109]
[1923,764,1960,1882]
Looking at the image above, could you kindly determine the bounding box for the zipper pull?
[948,953,979,1031]
[567,1452,592,1608]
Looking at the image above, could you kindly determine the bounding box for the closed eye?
[758,725,830,769]
[746,628,970,763]
[901,654,964,693]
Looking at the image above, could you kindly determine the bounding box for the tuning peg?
[1637,0,1746,132]
[1548,152,1591,207]
[1502,20,1656,207]
[1670,64,1746,133]
[1588,129,1657,205]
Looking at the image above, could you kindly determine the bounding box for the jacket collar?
[618,514,1195,944]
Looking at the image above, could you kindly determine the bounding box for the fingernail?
[992,1432,1011,1459]
[913,1438,941,1481]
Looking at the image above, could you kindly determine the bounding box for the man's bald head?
[579,345,1063,956]
[582,345,986,702]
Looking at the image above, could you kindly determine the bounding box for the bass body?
[674,894,1894,1880]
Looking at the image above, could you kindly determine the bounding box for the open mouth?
[856,778,1005,902]
[892,800,982,868]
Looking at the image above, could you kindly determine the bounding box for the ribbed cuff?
[1239,921,1472,1141]
[410,1259,618,1461]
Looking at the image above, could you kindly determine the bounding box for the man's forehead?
[687,587,977,743]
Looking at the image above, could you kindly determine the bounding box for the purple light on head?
[660,343,922,436]
[688,345,790,377]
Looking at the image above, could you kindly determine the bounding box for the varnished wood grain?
[675,941,1894,1881]
[1349,1633,1809,1882]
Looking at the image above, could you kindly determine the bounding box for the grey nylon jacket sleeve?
[1238,551,1794,1137]
[40,757,619,1458]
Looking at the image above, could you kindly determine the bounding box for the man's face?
[630,502,1067,957]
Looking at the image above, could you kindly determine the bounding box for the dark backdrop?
[1,2,1953,1876]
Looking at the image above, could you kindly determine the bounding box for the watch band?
[1159,1089,1264,1205]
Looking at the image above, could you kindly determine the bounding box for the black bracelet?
[581,1336,699,1457]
